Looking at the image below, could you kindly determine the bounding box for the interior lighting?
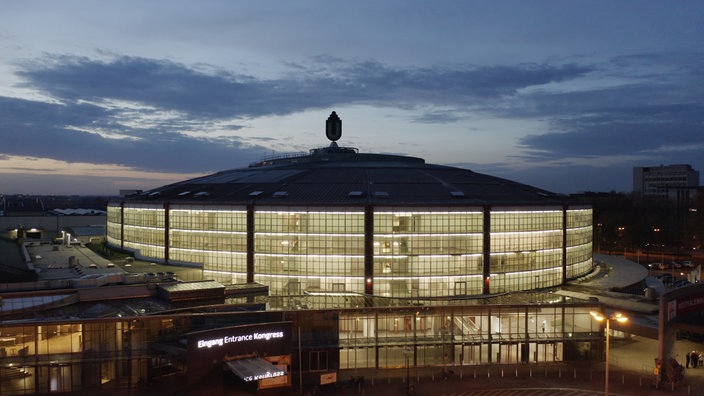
[305,291,358,297]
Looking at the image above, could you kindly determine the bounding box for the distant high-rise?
[633,164,700,197]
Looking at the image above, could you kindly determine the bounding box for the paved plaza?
[327,337,704,396]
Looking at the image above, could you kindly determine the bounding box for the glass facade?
[0,320,151,395]
[170,205,248,285]
[106,204,593,305]
[0,303,601,395]
[373,209,484,298]
[339,304,600,370]
[489,208,565,293]
[111,203,166,262]
[566,208,594,279]
[254,208,366,299]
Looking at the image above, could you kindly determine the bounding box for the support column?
[246,204,255,283]
[364,205,374,306]
[164,202,170,264]
[119,201,125,251]
[482,205,491,295]
[562,204,568,284]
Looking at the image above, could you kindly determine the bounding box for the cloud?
[505,53,704,164]
[16,54,594,116]
[2,54,597,170]
[0,96,268,173]
[18,55,282,119]
[2,52,702,195]
[521,106,704,158]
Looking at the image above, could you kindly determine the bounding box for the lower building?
[0,293,600,395]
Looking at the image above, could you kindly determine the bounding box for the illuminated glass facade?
[253,208,366,299]
[170,205,248,284]
[373,209,484,298]
[338,304,601,370]
[107,138,593,307]
[107,203,593,305]
[0,302,602,394]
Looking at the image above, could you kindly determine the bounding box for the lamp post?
[403,346,412,396]
[591,311,628,396]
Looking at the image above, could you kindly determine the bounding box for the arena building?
[1,113,604,395]
[107,112,593,309]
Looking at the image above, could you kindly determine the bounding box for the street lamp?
[403,346,412,396]
[591,311,628,396]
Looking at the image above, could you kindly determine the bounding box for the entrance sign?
[187,322,292,396]
[197,330,285,349]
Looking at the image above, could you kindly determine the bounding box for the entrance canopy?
[224,358,286,382]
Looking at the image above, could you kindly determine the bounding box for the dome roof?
[125,143,565,206]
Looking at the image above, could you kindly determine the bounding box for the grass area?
[85,242,132,262]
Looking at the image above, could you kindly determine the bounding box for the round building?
[107,113,593,308]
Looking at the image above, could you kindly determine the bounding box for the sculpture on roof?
[325,111,342,142]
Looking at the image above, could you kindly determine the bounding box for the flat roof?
[225,358,286,382]
[159,280,225,293]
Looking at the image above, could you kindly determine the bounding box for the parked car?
[674,279,692,288]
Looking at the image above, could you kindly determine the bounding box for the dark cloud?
[494,53,704,164]
[3,52,703,192]
[411,110,463,124]
[520,106,704,158]
[0,96,268,173]
[18,55,284,119]
[3,54,598,174]
[514,93,704,161]
[295,60,593,108]
[16,55,593,118]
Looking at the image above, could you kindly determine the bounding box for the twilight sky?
[1,1,702,196]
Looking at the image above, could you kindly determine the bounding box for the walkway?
[327,336,704,396]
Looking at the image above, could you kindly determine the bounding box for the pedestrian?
[686,352,691,368]
[693,351,699,368]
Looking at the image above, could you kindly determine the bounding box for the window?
[309,351,328,371]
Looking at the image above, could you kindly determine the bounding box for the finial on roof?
[326,111,342,142]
